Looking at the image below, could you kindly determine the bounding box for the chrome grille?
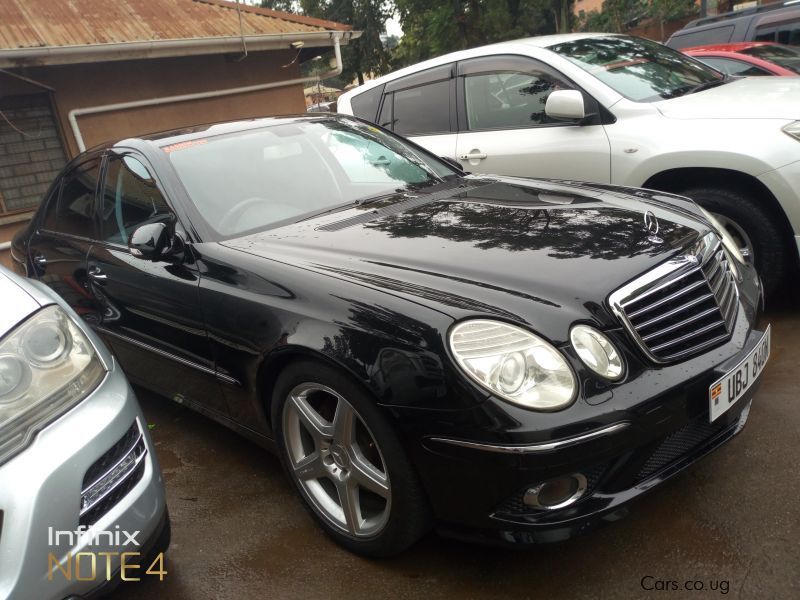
[610,233,738,363]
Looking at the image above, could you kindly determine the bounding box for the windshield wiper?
[683,76,730,96]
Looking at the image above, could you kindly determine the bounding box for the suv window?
[391,80,450,135]
[99,155,172,245]
[43,159,101,237]
[350,85,384,122]
[669,26,735,49]
[464,70,568,130]
[755,22,800,46]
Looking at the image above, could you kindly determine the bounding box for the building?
[0,0,357,266]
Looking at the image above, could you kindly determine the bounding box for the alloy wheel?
[712,211,755,262]
[282,382,391,537]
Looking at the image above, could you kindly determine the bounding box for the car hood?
[654,76,800,120]
[221,177,711,341]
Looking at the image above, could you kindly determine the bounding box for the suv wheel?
[272,360,431,557]
[681,186,789,298]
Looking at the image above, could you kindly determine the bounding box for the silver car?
[0,266,168,600]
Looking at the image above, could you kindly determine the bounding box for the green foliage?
[392,0,566,68]
[259,0,297,11]
[262,0,393,84]
[576,0,697,36]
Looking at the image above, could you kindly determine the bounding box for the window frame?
[454,54,604,134]
[93,150,179,253]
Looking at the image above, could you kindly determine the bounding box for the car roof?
[683,42,779,52]
[339,33,619,100]
[88,113,347,154]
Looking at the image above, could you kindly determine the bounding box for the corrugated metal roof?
[0,0,350,50]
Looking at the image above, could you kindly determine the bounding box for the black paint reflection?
[363,199,678,259]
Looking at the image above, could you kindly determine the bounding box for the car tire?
[680,186,789,298]
[272,359,431,557]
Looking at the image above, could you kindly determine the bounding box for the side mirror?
[545,90,586,122]
[129,223,181,260]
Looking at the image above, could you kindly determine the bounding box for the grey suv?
[0,265,168,600]
[667,2,800,49]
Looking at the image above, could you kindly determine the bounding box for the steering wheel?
[217,197,297,234]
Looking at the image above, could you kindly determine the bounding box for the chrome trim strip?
[93,326,240,386]
[81,429,144,495]
[80,438,147,516]
[608,232,738,365]
[429,422,630,454]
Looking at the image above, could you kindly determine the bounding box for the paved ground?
[113,299,800,600]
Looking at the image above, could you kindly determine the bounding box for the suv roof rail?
[684,0,800,29]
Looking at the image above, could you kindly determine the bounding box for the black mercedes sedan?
[11,115,769,556]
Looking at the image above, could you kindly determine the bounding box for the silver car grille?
[609,233,739,364]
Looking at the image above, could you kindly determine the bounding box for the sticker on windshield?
[162,139,208,153]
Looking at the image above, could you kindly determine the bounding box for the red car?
[684,42,800,76]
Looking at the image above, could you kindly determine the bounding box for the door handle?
[88,266,108,284]
[33,254,47,269]
[459,151,487,161]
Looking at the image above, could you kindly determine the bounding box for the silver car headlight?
[449,320,576,411]
[697,206,745,270]
[570,325,624,381]
[0,305,106,465]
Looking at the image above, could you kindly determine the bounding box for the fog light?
[523,473,587,510]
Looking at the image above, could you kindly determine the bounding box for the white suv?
[338,33,800,296]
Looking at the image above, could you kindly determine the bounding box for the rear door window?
[42,159,101,238]
[391,80,451,136]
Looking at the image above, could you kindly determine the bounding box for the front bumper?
[0,363,167,600]
[395,270,765,546]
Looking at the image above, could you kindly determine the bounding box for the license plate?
[709,325,770,422]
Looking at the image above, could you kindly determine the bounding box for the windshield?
[740,44,800,74]
[166,117,455,237]
[549,36,725,102]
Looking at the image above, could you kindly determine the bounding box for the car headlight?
[697,206,745,269]
[0,305,105,465]
[570,325,624,381]
[782,121,800,142]
[449,320,576,411]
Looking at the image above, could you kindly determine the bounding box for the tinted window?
[45,159,101,237]
[350,85,384,122]
[755,23,800,46]
[668,26,735,49]
[167,118,456,237]
[699,57,771,76]
[99,155,172,245]
[464,71,569,130]
[392,80,450,135]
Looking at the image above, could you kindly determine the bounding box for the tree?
[647,0,697,40]
[392,0,558,67]
[262,0,393,84]
[576,0,645,33]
